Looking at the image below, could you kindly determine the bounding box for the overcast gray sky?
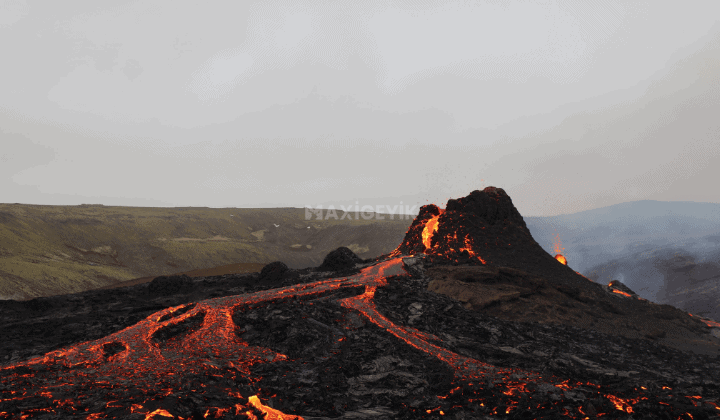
[2,0,719,217]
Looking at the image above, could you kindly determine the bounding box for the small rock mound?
[22,297,57,313]
[148,274,194,296]
[259,261,290,284]
[317,246,362,272]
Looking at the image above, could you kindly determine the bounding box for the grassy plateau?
[0,204,413,300]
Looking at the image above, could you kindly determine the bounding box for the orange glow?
[689,314,720,328]
[0,246,692,417]
[459,237,482,262]
[247,396,302,420]
[145,409,174,419]
[554,254,567,265]
[552,232,565,255]
[422,211,444,250]
[605,394,635,413]
[611,289,632,298]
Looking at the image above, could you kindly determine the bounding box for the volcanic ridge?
[1,187,720,419]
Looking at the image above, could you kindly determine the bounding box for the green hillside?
[0,204,413,300]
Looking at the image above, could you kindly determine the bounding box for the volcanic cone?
[397,187,580,285]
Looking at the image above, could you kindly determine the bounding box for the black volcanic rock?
[22,296,58,313]
[147,273,194,296]
[316,246,362,272]
[445,186,527,227]
[3,253,717,419]
[259,261,290,283]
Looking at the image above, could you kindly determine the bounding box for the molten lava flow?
[145,408,174,419]
[688,314,720,328]
[0,253,692,418]
[704,319,720,328]
[421,211,444,250]
[611,289,632,298]
[415,209,488,264]
[247,395,302,419]
[608,282,633,298]
[554,254,567,265]
[455,236,486,264]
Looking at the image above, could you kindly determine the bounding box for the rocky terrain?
[524,200,720,323]
[585,245,720,323]
[2,187,720,419]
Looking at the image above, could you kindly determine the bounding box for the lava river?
[0,257,691,418]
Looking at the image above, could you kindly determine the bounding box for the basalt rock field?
[2,187,720,419]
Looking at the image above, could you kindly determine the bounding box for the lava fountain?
[554,254,567,265]
[552,231,567,265]
[421,209,444,250]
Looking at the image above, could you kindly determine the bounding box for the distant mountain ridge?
[532,200,720,227]
[525,199,720,320]
[525,199,720,273]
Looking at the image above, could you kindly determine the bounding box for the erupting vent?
[421,211,443,250]
[552,231,567,265]
[555,253,567,265]
[393,187,570,274]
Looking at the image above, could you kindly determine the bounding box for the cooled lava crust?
[1,187,719,419]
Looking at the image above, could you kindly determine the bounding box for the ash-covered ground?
[2,187,720,419]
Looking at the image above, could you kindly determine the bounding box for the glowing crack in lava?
[0,256,667,418]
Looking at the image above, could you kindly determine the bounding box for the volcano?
[2,187,720,419]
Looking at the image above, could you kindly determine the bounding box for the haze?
[2,1,719,217]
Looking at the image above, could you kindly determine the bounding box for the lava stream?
[0,256,670,418]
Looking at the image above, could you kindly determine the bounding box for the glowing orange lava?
[247,395,302,419]
[422,211,444,250]
[459,236,487,264]
[688,313,720,328]
[0,254,686,418]
[555,254,567,265]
